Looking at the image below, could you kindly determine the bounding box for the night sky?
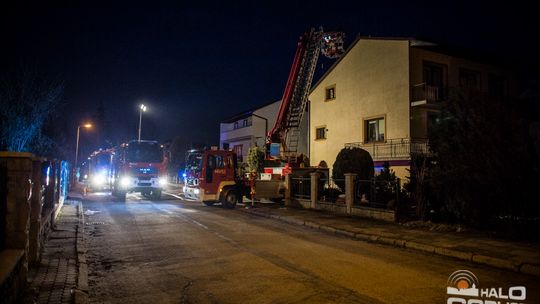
[1,1,538,158]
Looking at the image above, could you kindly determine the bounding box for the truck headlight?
[159,177,167,186]
[92,174,106,186]
[120,176,131,187]
[194,188,200,194]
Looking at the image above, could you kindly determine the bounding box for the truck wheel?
[203,201,214,206]
[151,189,161,200]
[221,191,238,209]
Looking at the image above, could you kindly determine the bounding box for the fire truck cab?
[111,140,168,200]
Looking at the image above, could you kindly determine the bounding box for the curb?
[74,200,89,304]
[239,208,540,277]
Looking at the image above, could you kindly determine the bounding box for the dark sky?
[1,1,539,157]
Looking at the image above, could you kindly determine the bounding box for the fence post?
[344,173,357,215]
[29,158,44,265]
[395,178,401,222]
[310,172,319,209]
[284,174,292,207]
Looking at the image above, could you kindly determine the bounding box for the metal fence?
[319,178,345,203]
[354,179,400,210]
[291,177,311,200]
[345,138,430,160]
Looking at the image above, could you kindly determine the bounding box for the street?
[83,192,540,304]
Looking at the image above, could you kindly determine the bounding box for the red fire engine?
[111,140,168,200]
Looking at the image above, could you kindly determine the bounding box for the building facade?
[309,36,514,179]
[219,100,280,162]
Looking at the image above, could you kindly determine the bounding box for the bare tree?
[0,69,63,153]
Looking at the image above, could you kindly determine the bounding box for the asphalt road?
[83,191,540,304]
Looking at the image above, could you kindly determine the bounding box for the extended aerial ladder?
[267,28,344,164]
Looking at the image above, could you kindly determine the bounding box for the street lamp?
[74,123,92,182]
[138,104,147,141]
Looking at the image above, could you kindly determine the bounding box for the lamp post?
[74,123,92,182]
[138,104,147,141]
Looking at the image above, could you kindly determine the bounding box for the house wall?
[309,38,411,179]
[219,100,280,162]
[253,101,280,148]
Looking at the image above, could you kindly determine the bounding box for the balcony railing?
[345,138,430,160]
[411,83,446,104]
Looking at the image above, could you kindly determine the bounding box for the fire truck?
[183,148,244,208]
[87,149,114,191]
[110,140,168,200]
[183,28,343,207]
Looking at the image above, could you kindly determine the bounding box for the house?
[219,100,281,162]
[309,36,516,179]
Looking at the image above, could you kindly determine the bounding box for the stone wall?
[0,152,69,304]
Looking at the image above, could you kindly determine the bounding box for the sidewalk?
[22,197,87,304]
[239,204,540,277]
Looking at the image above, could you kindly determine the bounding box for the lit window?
[315,127,326,140]
[234,121,239,129]
[325,85,336,101]
[365,117,385,143]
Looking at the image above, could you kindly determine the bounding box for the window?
[315,126,326,140]
[364,117,385,143]
[233,118,251,129]
[459,68,481,90]
[423,62,445,87]
[423,61,447,101]
[325,85,336,101]
[488,74,506,98]
[215,155,224,168]
[233,144,243,162]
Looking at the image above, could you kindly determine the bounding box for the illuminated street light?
[74,123,92,182]
[138,104,147,141]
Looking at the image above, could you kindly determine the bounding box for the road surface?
[82,191,540,304]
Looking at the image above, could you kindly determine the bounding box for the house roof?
[310,35,437,92]
[311,35,513,93]
[221,99,281,123]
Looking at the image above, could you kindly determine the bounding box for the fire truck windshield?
[186,152,202,172]
[126,142,163,163]
[94,154,110,166]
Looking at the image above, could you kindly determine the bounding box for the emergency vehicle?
[111,140,168,200]
[183,28,341,207]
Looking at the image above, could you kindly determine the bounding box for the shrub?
[332,147,374,190]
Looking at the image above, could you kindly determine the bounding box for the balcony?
[411,83,446,106]
[344,138,430,161]
[220,124,253,142]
